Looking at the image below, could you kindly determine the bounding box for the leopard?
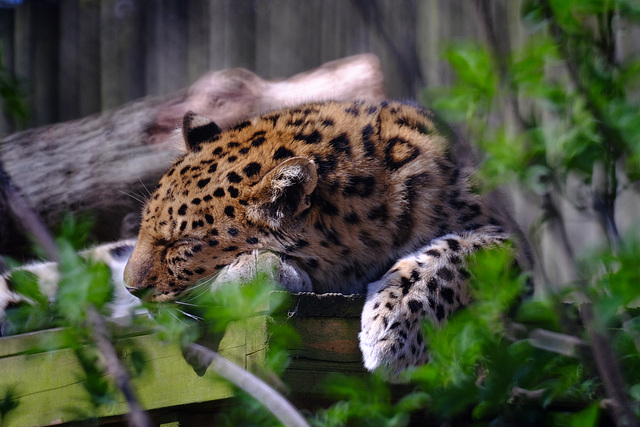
[122,99,518,378]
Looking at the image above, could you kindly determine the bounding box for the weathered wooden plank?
[0,316,269,426]
[0,294,364,426]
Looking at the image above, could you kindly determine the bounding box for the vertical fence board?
[155,0,188,95]
[77,0,101,117]
[0,7,15,133]
[207,0,229,71]
[31,0,60,126]
[100,0,145,109]
[186,0,211,84]
[59,1,80,121]
[224,0,256,71]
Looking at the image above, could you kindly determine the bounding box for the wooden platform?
[0,293,366,426]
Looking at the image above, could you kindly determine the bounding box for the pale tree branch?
[183,343,309,427]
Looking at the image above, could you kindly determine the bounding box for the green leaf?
[54,239,114,324]
[6,270,48,307]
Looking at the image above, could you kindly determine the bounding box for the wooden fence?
[0,0,530,134]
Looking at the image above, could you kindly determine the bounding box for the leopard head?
[123,111,317,301]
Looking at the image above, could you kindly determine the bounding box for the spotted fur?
[118,100,513,376]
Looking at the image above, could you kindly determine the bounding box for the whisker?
[118,189,148,205]
[177,309,203,322]
[168,308,187,326]
[175,301,204,307]
[138,177,152,198]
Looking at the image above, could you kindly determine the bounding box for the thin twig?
[183,343,310,427]
[581,305,638,427]
[86,306,153,427]
[0,161,151,426]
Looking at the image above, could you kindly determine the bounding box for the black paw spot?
[400,276,412,295]
[459,268,471,279]
[426,249,441,258]
[410,269,420,282]
[437,267,454,282]
[441,287,455,305]
[446,238,461,252]
[427,277,438,292]
[408,299,423,314]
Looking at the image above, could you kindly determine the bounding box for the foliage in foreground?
[2,1,640,426]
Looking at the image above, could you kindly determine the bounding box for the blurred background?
[1,0,640,284]
[0,0,544,133]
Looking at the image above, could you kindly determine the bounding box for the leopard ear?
[182,111,222,152]
[247,157,317,229]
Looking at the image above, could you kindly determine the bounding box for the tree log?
[0,55,385,254]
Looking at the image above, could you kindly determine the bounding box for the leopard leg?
[359,226,508,379]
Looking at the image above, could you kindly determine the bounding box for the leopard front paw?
[359,275,430,380]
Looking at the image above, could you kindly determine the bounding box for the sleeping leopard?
[1,100,517,377]
[123,100,514,376]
